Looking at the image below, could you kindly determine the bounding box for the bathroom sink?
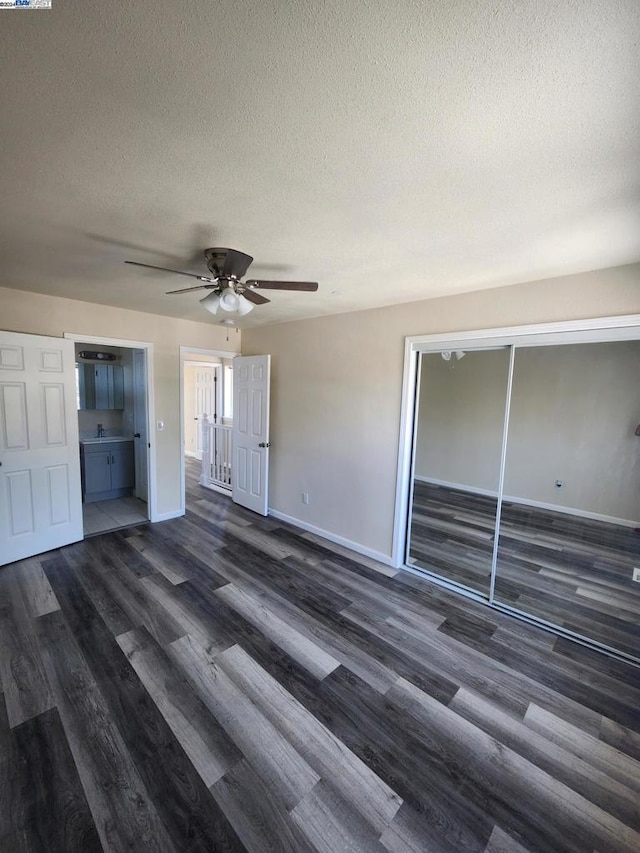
[80,436,131,444]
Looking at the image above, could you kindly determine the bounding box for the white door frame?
[179,346,236,515]
[64,333,157,522]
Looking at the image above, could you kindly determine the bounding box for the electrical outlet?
[302,492,310,505]
[632,568,640,583]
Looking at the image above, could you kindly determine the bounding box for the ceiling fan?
[125,248,318,320]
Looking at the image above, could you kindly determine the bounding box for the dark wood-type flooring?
[2,461,640,852]
[410,481,640,659]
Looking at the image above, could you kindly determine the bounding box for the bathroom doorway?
[70,335,153,537]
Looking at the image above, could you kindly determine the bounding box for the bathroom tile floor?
[82,496,148,536]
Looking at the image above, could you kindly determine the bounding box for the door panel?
[6,470,34,535]
[1,383,28,449]
[84,451,111,494]
[232,355,270,515]
[0,331,83,566]
[42,384,66,445]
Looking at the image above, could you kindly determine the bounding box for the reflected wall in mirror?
[409,348,510,596]
[494,340,640,658]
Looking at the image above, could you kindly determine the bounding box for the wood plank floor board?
[37,610,177,853]
[379,800,478,853]
[449,687,640,831]
[210,758,316,853]
[466,630,640,734]
[168,634,321,812]
[2,458,640,851]
[0,564,54,729]
[483,825,532,853]
[0,705,102,853]
[522,704,640,794]
[139,572,235,655]
[290,779,388,853]
[65,552,137,639]
[124,535,194,585]
[312,666,496,851]
[14,558,60,619]
[186,553,401,693]
[387,677,640,853]
[216,642,403,834]
[40,558,246,853]
[598,716,640,763]
[370,610,604,733]
[116,626,243,789]
[215,583,341,680]
[76,544,186,647]
[339,602,460,706]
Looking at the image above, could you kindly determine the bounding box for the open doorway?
[67,335,153,537]
[180,346,236,513]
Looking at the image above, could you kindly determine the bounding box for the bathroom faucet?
[97,423,105,438]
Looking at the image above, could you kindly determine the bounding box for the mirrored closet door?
[494,340,640,659]
[404,323,640,663]
[408,347,510,597]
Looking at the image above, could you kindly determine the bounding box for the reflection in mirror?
[495,341,640,658]
[408,348,510,596]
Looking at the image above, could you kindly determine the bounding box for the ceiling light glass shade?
[199,291,221,314]
[234,293,254,315]
[218,286,240,312]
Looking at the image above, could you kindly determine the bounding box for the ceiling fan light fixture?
[199,287,253,318]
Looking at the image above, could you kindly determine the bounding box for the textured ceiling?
[0,0,639,327]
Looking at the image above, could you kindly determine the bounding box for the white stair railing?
[199,414,232,492]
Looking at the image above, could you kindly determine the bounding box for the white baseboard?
[151,509,184,522]
[415,476,638,528]
[267,508,395,567]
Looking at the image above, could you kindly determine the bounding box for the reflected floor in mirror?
[410,481,640,659]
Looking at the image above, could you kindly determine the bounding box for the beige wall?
[0,286,240,517]
[416,341,640,522]
[243,263,640,559]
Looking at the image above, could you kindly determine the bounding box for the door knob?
[258,442,271,448]
[133,433,141,438]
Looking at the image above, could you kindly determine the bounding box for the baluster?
[199,413,210,486]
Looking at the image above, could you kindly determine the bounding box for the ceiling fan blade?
[222,249,254,279]
[166,285,214,294]
[245,280,319,292]
[240,287,270,305]
[125,260,216,281]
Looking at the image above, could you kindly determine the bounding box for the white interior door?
[0,331,83,566]
[232,354,270,515]
[132,348,148,501]
[194,366,216,458]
